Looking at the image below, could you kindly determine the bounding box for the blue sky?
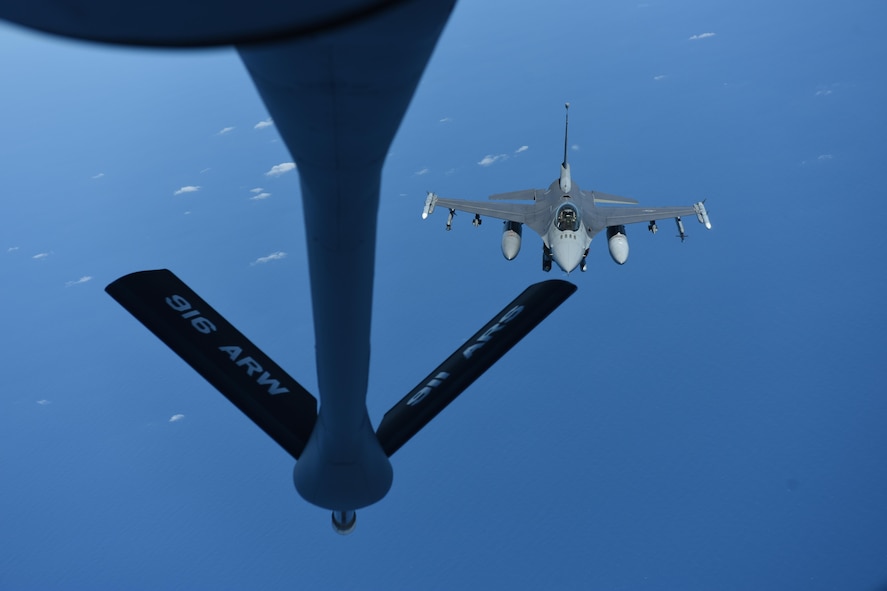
[3,1,887,589]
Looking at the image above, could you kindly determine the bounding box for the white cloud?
[37,399,51,406]
[515,145,529,154]
[478,154,508,167]
[174,185,201,196]
[414,167,430,176]
[265,162,296,177]
[815,89,833,96]
[439,117,453,123]
[32,252,50,260]
[169,414,185,423]
[217,126,235,135]
[571,144,580,151]
[250,187,264,193]
[250,192,272,200]
[65,276,93,287]
[689,32,716,41]
[91,172,105,179]
[251,251,287,265]
[653,74,667,81]
[7,246,19,252]
[254,118,274,129]
[801,154,835,166]
[200,167,211,173]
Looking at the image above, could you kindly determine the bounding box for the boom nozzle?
[332,510,357,535]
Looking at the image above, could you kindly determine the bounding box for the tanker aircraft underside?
[423,103,712,273]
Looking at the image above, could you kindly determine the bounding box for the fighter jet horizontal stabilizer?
[376,279,577,456]
[106,269,318,459]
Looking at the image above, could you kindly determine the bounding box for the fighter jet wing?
[489,188,547,201]
[591,201,712,231]
[582,189,639,205]
[422,192,549,235]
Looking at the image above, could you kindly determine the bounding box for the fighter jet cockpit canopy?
[555,203,580,232]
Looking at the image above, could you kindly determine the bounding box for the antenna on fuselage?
[559,102,572,193]
[563,102,570,168]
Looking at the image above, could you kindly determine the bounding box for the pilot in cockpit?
[556,205,580,232]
